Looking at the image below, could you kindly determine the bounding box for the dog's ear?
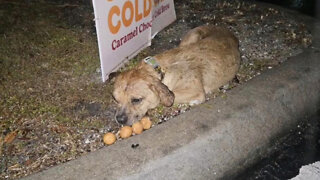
[106,72,120,84]
[152,80,175,107]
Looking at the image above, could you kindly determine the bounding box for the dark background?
[258,0,320,17]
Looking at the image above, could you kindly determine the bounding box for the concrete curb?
[292,161,320,180]
[23,6,320,180]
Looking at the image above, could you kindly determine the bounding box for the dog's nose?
[116,113,128,124]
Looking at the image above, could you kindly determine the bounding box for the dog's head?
[112,68,174,125]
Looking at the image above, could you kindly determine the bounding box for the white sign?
[92,0,176,82]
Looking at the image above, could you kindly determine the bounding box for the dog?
[112,25,240,125]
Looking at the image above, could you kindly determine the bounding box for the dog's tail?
[179,25,238,47]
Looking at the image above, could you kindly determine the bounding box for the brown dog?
[113,25,240,125]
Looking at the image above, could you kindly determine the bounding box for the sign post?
[92,0,176,82]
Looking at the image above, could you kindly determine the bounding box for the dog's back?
[179,26,238,48]
[159,26,240,94]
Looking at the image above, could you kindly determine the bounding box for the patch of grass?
[0,2,117,178]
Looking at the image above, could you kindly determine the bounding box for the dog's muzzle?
[116,111,128,124]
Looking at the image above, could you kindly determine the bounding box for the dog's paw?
[189,100,202,106]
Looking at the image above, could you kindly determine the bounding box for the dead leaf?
[51,125,68,133]
[7,144,15,154]
[4,131,18,144]
[8,163,20,171]
[24,159,32,166]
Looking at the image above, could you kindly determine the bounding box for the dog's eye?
[131,98,143,105]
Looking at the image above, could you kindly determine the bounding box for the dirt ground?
[0,0,312,179]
